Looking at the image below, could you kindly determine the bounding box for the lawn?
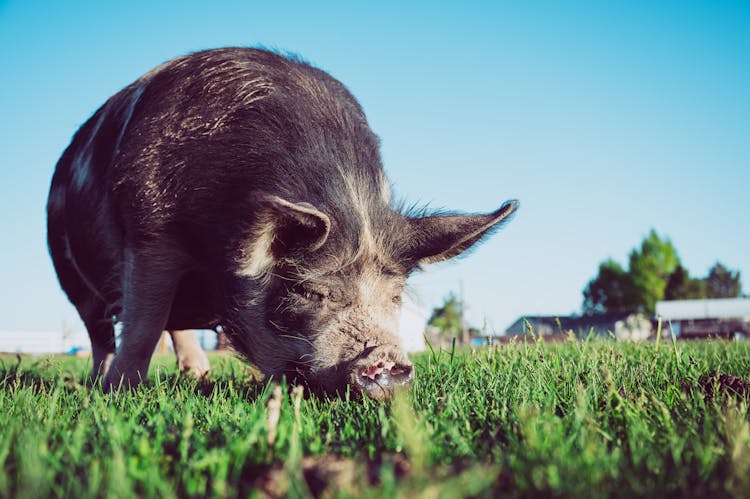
[1,337,749,498]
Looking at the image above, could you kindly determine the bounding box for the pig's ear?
[238,196,331,277]
[405,200,518,265]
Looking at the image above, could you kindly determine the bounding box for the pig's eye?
[293,284,327,302]
[300,289,325,302]
[392,295,402,305]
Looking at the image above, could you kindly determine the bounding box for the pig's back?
[50,48,388,279]
[108,47,386,250]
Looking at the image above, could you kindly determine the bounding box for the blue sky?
[1,1,748,335]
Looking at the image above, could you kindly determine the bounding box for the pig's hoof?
[353,359,414,401]
[177,351,210,378]
[101,369,145,393]
[91,352,115,381]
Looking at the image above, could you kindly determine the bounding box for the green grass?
[1,338,749,498]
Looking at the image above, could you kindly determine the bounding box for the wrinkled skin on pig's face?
[227,247,414,401]
[276,263,409,400]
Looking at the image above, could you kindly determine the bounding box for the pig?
[46,47,518,400]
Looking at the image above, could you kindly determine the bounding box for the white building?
[656,298,750,321]
[0,330,90,354]
[655,298,750,339]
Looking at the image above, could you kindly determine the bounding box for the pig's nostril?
[354,361,414,400]
[390,364,412,378]
[361,360,395,380]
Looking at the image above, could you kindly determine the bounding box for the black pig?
[47,48,517,400]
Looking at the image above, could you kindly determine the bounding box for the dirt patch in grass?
[253,453,412,497]
[699,371,750,400]
[251,453,507,498]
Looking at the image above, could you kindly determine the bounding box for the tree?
[664,264,706,300]
[583,231,745,314]
[705,262,742,298]
[427,292,463,340]
[582,259,638,314]
[582,230,680,314]
[664,261,741,300]
[628,230,680,313]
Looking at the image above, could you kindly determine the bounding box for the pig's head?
[226,194,518,401]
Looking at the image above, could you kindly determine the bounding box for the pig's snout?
[350,346,413,401]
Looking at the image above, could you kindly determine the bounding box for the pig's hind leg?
[102,245,186,391]
[170,329,210,377]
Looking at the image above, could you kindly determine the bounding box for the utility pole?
[460,280,469,345]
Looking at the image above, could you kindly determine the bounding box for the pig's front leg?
[102,246,185,391]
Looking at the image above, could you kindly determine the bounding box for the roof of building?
[656,298,750,320]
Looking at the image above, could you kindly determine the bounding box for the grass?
[1,338,749,498]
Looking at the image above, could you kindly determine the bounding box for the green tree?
[583,232,745,313]
[664,264,706,300]
[705,262,742,298]
[582,259,638,314]
[582,230,680,314]
[628,230,680,313]
[427,292,463,339]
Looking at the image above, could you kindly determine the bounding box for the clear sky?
[1,1,748,336]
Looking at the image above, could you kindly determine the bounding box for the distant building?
[0,330,90,354]
[656,298,750,339]
[500,312,653,341]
